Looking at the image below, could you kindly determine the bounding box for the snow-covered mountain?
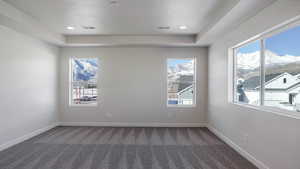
[237,50,300,70]
[168,60,194,80]
[73,58,98,81]
[236,51,260,70]
[73,58,194,82]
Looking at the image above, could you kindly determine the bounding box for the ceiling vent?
[157,26,170,30]
[82,26,96,30]
[109,0,118,5]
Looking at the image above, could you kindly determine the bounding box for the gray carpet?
[0,127,257,169]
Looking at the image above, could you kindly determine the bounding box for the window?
[70,58,98,105]
[264,25,300,111]
[233,23,300,113]
[167,58,195,106]
[234,40,261,105]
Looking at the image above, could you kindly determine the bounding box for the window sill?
[69,104,98,108]
[231,102,300,120]
[167,104,196,108]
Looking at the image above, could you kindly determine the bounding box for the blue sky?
[238,25,300,56]
[168,59,192,67]
[238,40,260,54]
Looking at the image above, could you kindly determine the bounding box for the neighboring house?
[263,73,300,107]
[244,72,300,108]
[178,75,193,91]
[262,72,300,90]
[178,85,193,105]
[168,75,194,105]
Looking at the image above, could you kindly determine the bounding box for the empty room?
[0,0,300,169]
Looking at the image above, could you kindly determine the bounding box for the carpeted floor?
[0,126,257,169]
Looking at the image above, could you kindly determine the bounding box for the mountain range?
[238,50,300,79]
[74,58,194,82]
[237,50,300,69]
[73,58,98,81]
[237,50,300,89]
[168,60,194,81]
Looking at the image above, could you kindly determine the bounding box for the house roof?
[243,73,281,89]
[178,85,193,95]
[285,82,300,92]
[253,73,291,90]
[263,72,291,88]
[246,72,300,91]
[264,82,300,91]
[177,75,193,92]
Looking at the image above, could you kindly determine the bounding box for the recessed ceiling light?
[67,26,75,30]
[179,25,188,30]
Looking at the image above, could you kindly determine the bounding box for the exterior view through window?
[71,58,98,105]
[235,40,261,105]
[167,58,195,106]
[234,24,300,112]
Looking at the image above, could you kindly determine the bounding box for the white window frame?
[166,57,197,107]
[230,17,300,119]
[232,39,264,105]
[69,57,98,107]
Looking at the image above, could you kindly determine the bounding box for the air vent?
[82,26,96,30]
[157,26,170,30]
[109,0,118,5]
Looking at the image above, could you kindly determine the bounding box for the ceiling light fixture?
[67,26,75,30]
[179,25,188,30]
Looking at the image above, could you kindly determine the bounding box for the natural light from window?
[234,24,300,112]
[71,58,98,105]
[235,40,261,105]
[167,58,195,106]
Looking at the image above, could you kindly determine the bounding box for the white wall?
[0,25,59,147]
[59,47,207,126]
[208,1,300,169]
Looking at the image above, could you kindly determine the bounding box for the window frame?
[69,57,99,107]
[232,40,264,105]
[166,57,197,108]
[230,18,300,119]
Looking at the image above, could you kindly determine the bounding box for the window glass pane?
[167,58,195,105]
[71,58,98,105]
[264,25,300,111]
[235,40,260,105]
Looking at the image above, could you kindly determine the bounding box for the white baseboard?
[207,124,270,169]
[0,123,58,152]
[59,122,207,127]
